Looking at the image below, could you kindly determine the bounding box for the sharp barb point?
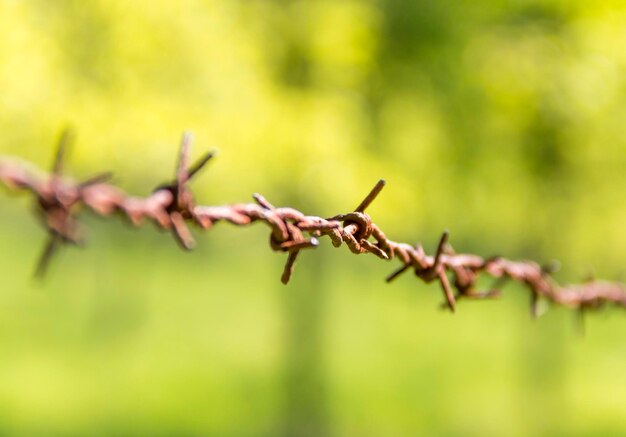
[355,178,386,213]
[188,151,215,179]
[34,235,60,279]
[281,250,300,285]
[52,127,74,175]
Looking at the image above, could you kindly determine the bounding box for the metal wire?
[1,131,625,317]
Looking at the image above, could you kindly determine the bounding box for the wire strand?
[1,133,625,317]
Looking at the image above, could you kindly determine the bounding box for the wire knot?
[152,132,214,250]
[252,193,319,284]
[336,211,373,242]
[325,179,389,260]
[34,129,112,277]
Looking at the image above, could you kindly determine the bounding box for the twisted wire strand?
[1,131,625,317]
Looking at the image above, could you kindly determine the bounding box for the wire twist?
[1,131,625,318]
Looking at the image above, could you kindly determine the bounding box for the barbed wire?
[1,130,625,318]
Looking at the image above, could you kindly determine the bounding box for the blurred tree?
[1,0,626,435]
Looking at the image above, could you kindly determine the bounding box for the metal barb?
[188,151,215,179]
[355,179,386,213]
[34,235,60,279]
[79,172,114,188]
[386,263,410,283]
[52,127,74,175]
[153,134,214,250]
[34,129,79,278]
[530,292,540,319]
[281,250,300,284]
[439,270,456,312]
[434,231,449,269]
[176,132,193,207]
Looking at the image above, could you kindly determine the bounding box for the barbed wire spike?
[52,127,73,175]
[252,192,319,284]
[1,133,626,321]
[355,178,386,213]
[154,132,215,250]
[410,230,456,312]
[34,234,61,279]
[34,128,77,278]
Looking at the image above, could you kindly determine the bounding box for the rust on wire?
[1,132,626,316]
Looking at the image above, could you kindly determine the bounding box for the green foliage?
[1,1,625,435]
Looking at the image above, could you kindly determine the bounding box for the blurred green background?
[1,0,626,435]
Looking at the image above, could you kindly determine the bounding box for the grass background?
[1,0,626,435]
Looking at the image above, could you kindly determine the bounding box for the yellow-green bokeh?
[1,1,625,435]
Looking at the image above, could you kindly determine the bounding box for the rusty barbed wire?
[1,131,625,317]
